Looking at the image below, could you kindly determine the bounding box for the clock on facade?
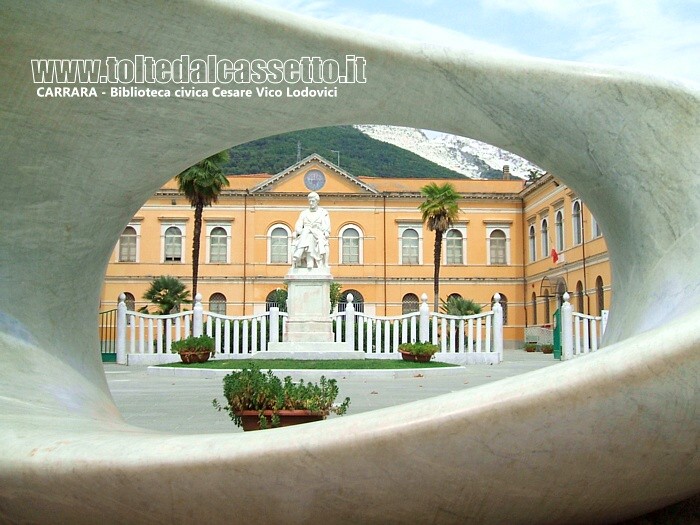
[303,169,326,191]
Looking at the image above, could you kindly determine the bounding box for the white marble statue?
[291,192,330,269]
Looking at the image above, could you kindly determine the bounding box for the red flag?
[551,248,559,264]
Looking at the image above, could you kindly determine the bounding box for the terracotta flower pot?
[178,350,212,364]
[399,350,433,363]
[236,410,326,431]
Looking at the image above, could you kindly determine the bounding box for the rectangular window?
[490,237,506,264]
[119,236,136,262]
[486,223,511,265]
[208,225,229,263]
[342,237,360,264]
[164,231,182,261]
[118,225,138,262]
[161,223,186,263]
[402,234,419,264]
[164,238,181,261]
[270,228,289,264]
[446,237,462,264]
[209,237,227,262]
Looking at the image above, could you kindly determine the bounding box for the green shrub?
[398,342,440,356]
[170,335,215,354]
[440,296,482,316]
[213,366,351,429]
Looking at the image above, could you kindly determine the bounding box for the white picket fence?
[115,293,288,365]
[331,293,503,364]
[116,292,504,365]
[560,293,609,360]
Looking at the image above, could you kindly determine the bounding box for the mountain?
[354,125,543,180]
[222,126,466,179]
[222,124,543,180]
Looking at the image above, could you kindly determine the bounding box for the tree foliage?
[176,150,230,298]
[142,275,191,315]
[330,281,342,313]
[419,182,461,311]
[222,126,466,179]
[440,296,482,316]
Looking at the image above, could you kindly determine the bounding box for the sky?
[251,0,700,85]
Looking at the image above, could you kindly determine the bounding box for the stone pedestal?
[284,267,334,342]
[262,266,361,359]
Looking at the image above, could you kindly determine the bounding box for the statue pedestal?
[260,266,362,360]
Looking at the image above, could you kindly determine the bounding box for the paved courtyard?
[105,350,559,434]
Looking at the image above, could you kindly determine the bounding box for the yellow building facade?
[102,154,611,347]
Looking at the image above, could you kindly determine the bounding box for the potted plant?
[541,344,554,354]
[170,335,215,363]
[524,342,538,352]
[398,342,439,362]
[213,366,351,431]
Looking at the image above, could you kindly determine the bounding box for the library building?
[102,154,612,347]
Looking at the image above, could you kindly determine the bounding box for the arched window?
[209,227,228,263]
[209,293,227,315]
[340,225,361,264]
[596,276,605,314]
[576,281,584,313]
[121,292,135,311]
[557,279,568,308]
[489,229,507,265]
[493,293,508,325]
[401,228,420,264]
[573,201,582,245]
[541,219,549,257]
[528,225,536,262]
[269,225,290,264]
[555,210,564,252]
[445,229,464,264]
[531,292,538,325]
[339,289,364,313]
[118,226,137,262]
[265,289,288,312]
[164,226,183,262]
[544,289,551,323]
[402,293,420,314]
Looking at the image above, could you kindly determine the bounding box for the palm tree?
[142,275,191,315]
[419,182,460,311]
[176,150,230,298]
[440,296,482,316]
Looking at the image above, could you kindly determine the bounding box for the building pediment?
[249,154,379,195]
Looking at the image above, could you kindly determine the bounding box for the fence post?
[492,293,503,362]
[269,306,279,343]
[345,293,355,351]
[193,293,203,337]
[601,309,609,337]
[419,293,430,343]
[561,292,574,360]
[116,293,127,365]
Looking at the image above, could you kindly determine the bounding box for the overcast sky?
[252,0,699,85]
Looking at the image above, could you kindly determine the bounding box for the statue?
[292,192,330,269]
